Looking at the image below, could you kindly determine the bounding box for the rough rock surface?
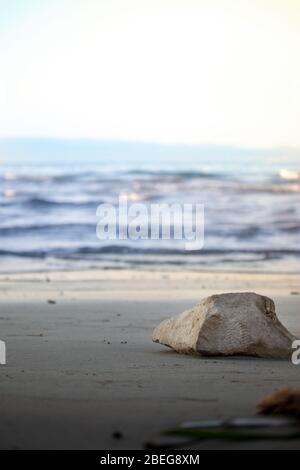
[152,292,296,358]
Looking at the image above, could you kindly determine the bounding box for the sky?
[0,0,299,148]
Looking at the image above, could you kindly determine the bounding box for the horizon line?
[0,137,299,153]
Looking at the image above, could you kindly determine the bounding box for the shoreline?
[1,265,300,275]
[0,268,299,299]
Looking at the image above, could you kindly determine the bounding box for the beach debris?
[257,388,300,419]
[145,416,300,449]
[47,299,56,304]
[152,292,295,358]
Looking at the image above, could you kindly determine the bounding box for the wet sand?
[0,269,299,450]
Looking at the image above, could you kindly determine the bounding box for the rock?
[152,292,295,358]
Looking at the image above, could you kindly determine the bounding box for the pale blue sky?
[0,0,299,147]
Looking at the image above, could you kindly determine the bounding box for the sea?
[0,140,299,272]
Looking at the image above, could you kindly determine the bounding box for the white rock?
[152,292,295,358]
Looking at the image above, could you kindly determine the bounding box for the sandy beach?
[0,269,299,450]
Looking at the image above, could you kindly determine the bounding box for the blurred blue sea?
[0,140,299,272]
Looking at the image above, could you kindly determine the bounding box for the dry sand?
[0,269,299,450]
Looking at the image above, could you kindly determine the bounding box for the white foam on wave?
[279,169,300,181]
